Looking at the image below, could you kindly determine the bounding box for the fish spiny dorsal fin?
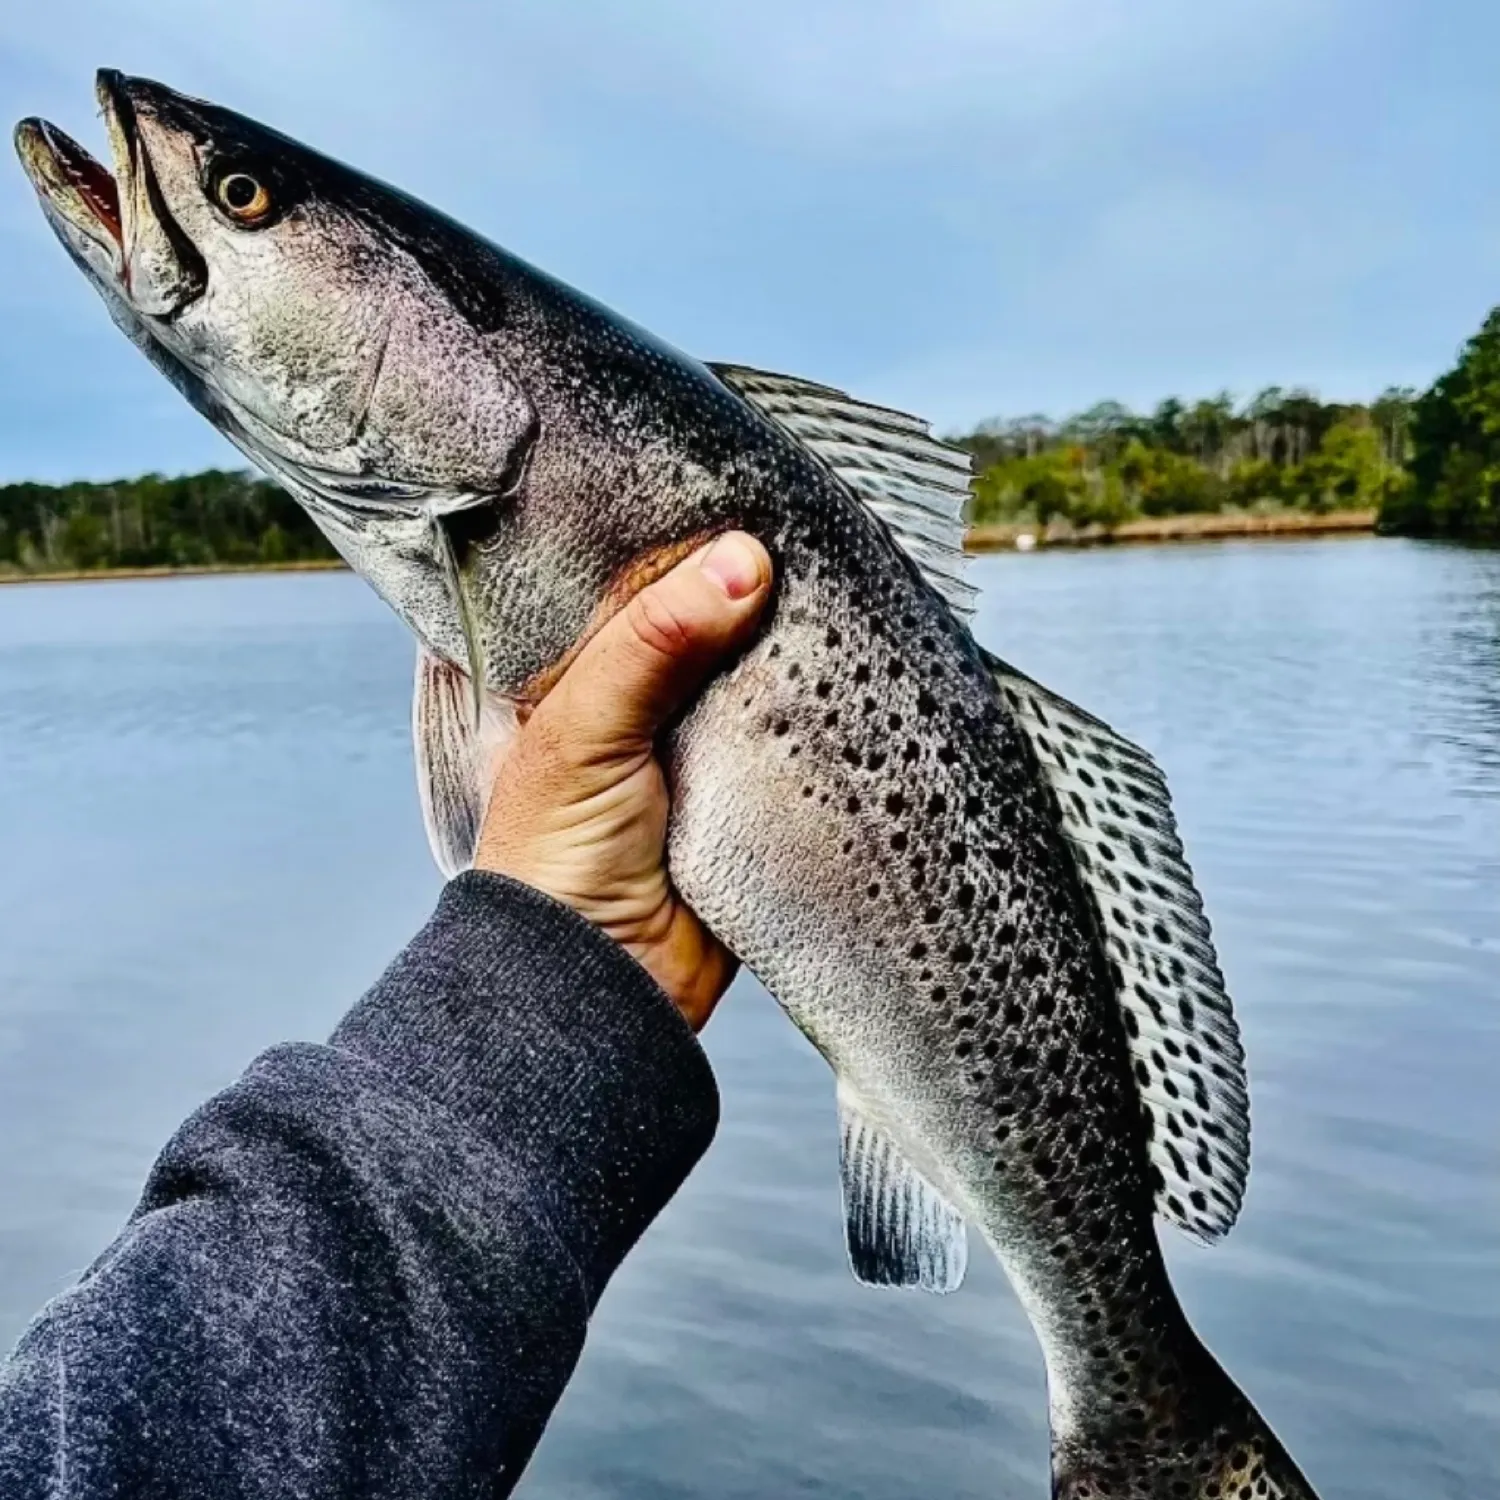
[838,1083,969,1293]
[984,651,1251,1244]
[709,364,977,621]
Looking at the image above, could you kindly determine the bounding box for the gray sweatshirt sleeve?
[0,870,719,1499]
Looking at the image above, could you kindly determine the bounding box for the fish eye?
[210,165,273,225]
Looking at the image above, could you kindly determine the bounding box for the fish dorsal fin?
[985,652,1251,1243]
[837,1083,968,1292]
[413,646,520,878]
[709,363,977,621]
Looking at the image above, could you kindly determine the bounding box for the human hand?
[474,532,773,1031]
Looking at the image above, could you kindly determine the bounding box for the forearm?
[0,873,718,1499]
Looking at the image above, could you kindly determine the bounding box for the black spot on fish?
[916,689,938,717]
[887,659,904,679]
[903,740,920,763]
[928,792,948,817]
[773,719,789,736]
[853,663,871,685]
[841,745,861,766]
[956,883,976,909]
[910,941,928,961]
[815,679,832,699]
[890,830,908,852]
[825,626,841,648]
[888,712,903,731]
[866,751,886,771]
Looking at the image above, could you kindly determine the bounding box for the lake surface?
[0,537,1496,1499]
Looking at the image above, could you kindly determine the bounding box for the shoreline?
[964,508,1378,552]
[0,559,348,587]
[0,511,1381,584]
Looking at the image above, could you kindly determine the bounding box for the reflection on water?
[0,538,1497,1499]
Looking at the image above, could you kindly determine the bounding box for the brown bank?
[965,507,1377,552]
[0,559,347,586]
[0,512,1378,585]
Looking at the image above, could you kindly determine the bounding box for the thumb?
[537,531,773,760]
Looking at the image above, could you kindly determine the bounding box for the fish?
[16,72,1323,1500]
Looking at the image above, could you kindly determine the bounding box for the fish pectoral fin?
[413,645,519,878]
[708,363,978,621]
[985,651,1251,1245]
[837,1084,968,1294]
[428,506,488,731]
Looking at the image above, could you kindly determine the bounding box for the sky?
[2,1,1500,482]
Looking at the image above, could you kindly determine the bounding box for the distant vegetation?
[1382,308,1500,541]
[5,308,1500,578]
[950,305,1500,543]
[952,387,1413,534]
[0,469,337,576]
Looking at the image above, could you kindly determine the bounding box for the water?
[1,537,1496,1498]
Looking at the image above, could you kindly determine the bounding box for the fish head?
[14,71,537,515]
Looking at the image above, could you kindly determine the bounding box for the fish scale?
[16,70,1320,1500]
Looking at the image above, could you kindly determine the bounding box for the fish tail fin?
[1051,1338,1320,1500]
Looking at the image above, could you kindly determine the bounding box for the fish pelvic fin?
[1052,1340,1321,1500]
[413,646,519,877]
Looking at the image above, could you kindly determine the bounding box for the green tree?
[1397,310,1500,538]
[0,470,338,574]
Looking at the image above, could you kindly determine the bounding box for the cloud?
[2,0,1497,481]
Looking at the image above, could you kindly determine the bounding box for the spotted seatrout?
[16,72,1322,1499]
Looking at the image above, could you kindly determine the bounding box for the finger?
[536,531,772,761]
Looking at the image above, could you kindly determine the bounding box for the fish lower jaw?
[15,118,125,270]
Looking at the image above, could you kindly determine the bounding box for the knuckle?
[628,585,696,661]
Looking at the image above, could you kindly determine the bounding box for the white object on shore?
[1015,532,1037,552]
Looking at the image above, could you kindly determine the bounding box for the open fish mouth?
[15,116,122,250]
[14,73,138,273]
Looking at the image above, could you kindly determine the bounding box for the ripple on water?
[0,542,1497,1499]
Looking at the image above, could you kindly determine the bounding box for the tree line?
[4,306,1500,576]
[949,306,1500,541]
[0,469,337,575]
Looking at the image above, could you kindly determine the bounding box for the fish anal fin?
[413,646,519,878]
[838,1084,968,1293]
